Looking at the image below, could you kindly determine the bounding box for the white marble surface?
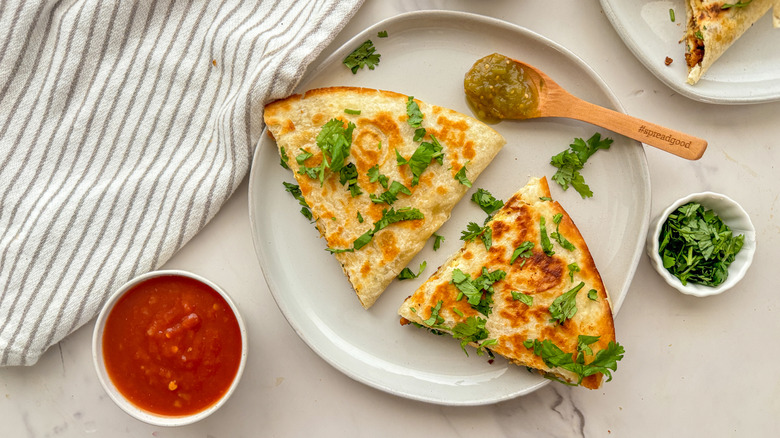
[2,1,779,436]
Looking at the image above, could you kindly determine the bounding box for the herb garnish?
[454,163,472,187]
[343,40,381,74]
[471,188,504,216]
[658,202,744,286]
[299,119,356,184]
[460,221,492,251]
[353,207,424,250]
[567,263,580,282]
[550,133,612,198]
[367,164,389,188]
[451,267,506,316]
[338,162,362,197]
[370,180,411,205]
[511,291,533,306]
[523,337,625,386]
[551,213,576,251]
[423,300,445,326]
[539,217,555,256]
[510,241,534,266]
[432,233,444,250]
[282,182,312,220]
[587,289,598,301]
[396,137,444,186]
[452,316,495,356]
[377,30,388,38]
[344,108,361,115]
[549,281,585,325]
[398,261,427,280]
[280,147,290,170]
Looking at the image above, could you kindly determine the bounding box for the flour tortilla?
[398,177,619,389]
[685,0,775,84]
[263,87,506,308]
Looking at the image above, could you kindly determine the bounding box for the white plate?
[600,0,780,104]
[249,10,650,405]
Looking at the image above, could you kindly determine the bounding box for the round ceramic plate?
[249,10,650,405]
[600,0,780,104]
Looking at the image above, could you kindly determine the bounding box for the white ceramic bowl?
[92,270,247,426]
[646,192,756,297]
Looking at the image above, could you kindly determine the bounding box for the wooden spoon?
[468,56,707,160]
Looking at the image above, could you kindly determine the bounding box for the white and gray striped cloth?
[0,0,364,366]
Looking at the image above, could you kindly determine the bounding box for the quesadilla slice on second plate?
[684,0,776,84]
[263,87,505,309]
[398,177,623,389]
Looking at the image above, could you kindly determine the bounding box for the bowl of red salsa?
[92,270,247,426]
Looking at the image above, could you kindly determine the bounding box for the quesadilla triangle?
[263,87,506,309]
[684,0,775,85]
[397,177,624,389]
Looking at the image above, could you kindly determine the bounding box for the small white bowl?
[92,270,247,427]
[646,192,756,297]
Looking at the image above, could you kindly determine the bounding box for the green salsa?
[464,53,539,122]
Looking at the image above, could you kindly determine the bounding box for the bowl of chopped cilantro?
[646,192,756,297]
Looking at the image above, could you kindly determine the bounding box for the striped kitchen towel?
[0,0,364,366]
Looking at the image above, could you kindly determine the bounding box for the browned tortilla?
[398,177,616,389]
[263,87,505,308]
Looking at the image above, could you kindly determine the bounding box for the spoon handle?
[551,97,707,160]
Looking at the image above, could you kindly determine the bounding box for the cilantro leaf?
[406,95,424,128]
[567,262,580,282]
[398,137,444,186]
[587,289,598,301]
[279,147,290,170]
[658,202,745,286]
[377,30,388,38]
[282,182,312,221]
[510,241,534,265]
[367,164,389,189]
[549,281,585,325]
[550,133,612,198]
[460,221,492,251]
[523,338,625,386]
[370,180,411,205]
[551,213,576,251]
[471,188,504,216]
[451,316,493,356]
[338,162,362,197]
[398,261,427,280]
[454,163,472,187]
[451,267,505,316]
[511,291,533,306]
[343,40,381,74]
[423,300,445,327]
[353,207,424,250]
[539,216,555,256]
[432,233,444,251]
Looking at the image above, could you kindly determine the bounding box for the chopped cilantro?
[587,289,598,301]
[511,291,533,306]
[299,119,356,184]
[406,95,424,128]
[551,213,576,251]
[460,221,492,251]
[423,300,445,327]
[454,163,472,187]
[370,180,411,205]
[280,147,290,170]
[471,188,504,216]
[353,207,424,250]
[658,202,744,286]
[550,133,612,198]
[396,137,444,186]
[367,164,389,189]
[282,182,312,221]
[377,30,388,38]
[539,216,555,256]
[398,261,427,280]
[722,0,752,8]
[539,196,552,202]
[338,162,362,197]
[432,233,444,251]
[357,211,364,223]
[451,267,505,316]
[567,262,580,282]
[549,281,585,325]
[343,40,381,74]
[510,241,534,266]
[523,337,625,385]
[344,108,361,115]
[452,316,493,356]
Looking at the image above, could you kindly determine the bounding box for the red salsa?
[102,275,243,417]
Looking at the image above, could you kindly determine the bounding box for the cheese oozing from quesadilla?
[397,177,623,389]
[684,0,775,84]
[263,87,506,309]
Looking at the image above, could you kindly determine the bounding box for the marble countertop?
[3,1,779,436]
